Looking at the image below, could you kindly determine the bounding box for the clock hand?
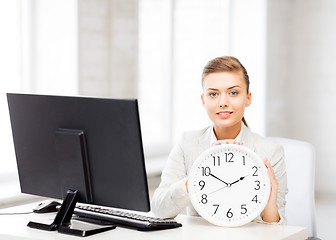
[230,175,249,186]
[209,173,230,187]
[207,185,228,195]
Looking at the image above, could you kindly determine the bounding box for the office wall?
[266,0,336,197]
[78,0,138,98]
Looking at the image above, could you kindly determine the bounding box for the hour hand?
[209,173,229,186]
[230,175,249,186]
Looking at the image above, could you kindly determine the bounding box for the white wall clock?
[188,144,270,227]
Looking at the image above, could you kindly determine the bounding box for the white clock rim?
[188,144,271,227]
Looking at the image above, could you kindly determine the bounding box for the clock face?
[188,144,270,227]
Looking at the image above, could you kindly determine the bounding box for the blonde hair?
[202,56,250,127]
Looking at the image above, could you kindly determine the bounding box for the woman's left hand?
[261,158,280,223]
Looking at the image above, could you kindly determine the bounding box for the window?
[138,0,173,156]
[0,1,21,174]
[0,1,78,175]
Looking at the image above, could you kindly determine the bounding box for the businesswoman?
[151,56,288,224]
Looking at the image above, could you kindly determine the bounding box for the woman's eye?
[209,92,218,97]
[229,91,238,96]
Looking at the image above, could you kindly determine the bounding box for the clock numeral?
[199,180,205,190]
[242,155,246,166]
[252,166,258,176]
[225,152,234,163]
[201,167,211,176]
[252,195,258,203]
[213,204,219,214]
[201,194,208,204]
[226,208,233,218]
[241,204,247,214]
[254,180,260,190]
[212,155,220,166]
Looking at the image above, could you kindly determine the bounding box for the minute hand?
[209,173,230,186]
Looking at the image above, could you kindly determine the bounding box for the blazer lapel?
[196,126,212,158]
[241,124,255,151]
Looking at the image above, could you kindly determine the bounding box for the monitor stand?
[27,129,116,237]
[28,189,115,237]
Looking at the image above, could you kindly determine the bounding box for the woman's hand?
[261,158,280,223]
[212,139,243,146]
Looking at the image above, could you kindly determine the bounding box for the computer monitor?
[6,93,150,236]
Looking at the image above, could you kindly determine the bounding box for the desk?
[0,203,308,240]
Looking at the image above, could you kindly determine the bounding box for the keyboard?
[73,205,182,231]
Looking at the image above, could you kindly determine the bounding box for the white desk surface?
[0,203,308,240]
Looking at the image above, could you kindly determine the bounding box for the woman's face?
[201,71,251,132]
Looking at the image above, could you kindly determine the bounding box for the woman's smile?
[216,111,232,119]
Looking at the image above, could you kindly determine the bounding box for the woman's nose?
[219,94,228,108]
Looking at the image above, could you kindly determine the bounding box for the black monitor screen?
[7,93,150,213]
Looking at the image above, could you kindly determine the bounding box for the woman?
[151,56,287,224]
